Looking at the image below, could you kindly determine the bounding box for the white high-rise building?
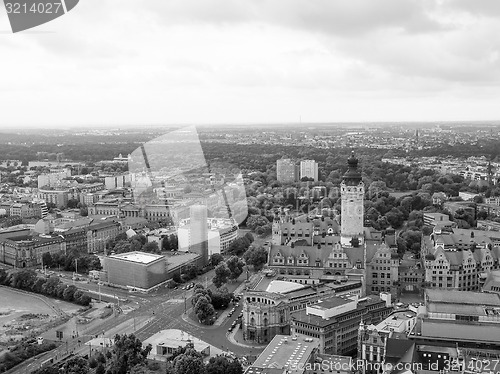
[189,205,208,265]
[300,160,319,182]
[340,152,364,247]
[37,169,72,188]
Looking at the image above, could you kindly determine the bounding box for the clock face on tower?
[355,205,363,216]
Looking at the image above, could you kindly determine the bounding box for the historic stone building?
[87,220,121,254]
[59,227,87,255]
[244,153,424,345]
[365,243,400,295]
[421,227,500,291]
[0,234,66,268]
[267,154,402,296]
[242,283,336,344]
[89,199,173,223]
[340,152,365,247]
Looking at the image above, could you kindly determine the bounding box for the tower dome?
[343,151,362,186]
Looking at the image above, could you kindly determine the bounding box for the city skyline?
[2,2,500,373]
[2,125,500,372]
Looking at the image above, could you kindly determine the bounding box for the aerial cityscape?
[2,1,500,374]
[1,122,500,374]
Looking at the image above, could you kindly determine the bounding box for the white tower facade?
[340,152,364,247]
[189,205,208,265]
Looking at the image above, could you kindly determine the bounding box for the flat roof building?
[308,353,353,374]
[178,217,238,256]
[277,159,298,184]
[409,289,500,349]
[423,212,455,228]
[300,160,319,182]
[111,252,163,264]
[105,251,167,290]
[143,329,220,361]
[291,295,392,356]
[246,335,320,374]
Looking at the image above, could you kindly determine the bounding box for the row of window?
[371,273,391,278]
[371,286,391,292]
[371,280,391,285]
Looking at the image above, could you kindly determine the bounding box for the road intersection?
[10,271,266,373]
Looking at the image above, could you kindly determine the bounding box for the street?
[9,269,264,374]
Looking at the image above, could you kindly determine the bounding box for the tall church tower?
[340,152,364,246]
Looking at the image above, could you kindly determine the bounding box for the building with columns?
[242,282,336,344]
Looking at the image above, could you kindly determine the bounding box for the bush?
[2,269,92,308]
[148,361,161,371]
[96,364,106,374]
[89,357,98,368]
[96,352,106,363]
[0,341,56,372]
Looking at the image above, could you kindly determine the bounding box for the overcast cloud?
[0,0,499,127]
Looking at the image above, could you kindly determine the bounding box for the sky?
[1,0,500,128]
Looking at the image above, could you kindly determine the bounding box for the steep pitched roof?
[385,338,416,366]
[269,242,365,268]
[483,270,500,293]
